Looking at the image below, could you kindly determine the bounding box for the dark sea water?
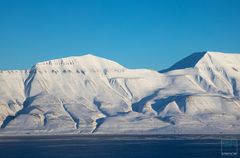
[0,135,239,158]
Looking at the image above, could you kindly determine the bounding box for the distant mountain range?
[0,51,240,135]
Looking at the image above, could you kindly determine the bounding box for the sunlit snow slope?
[0,52,240,135]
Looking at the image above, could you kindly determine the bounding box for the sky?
[0,0,240,70]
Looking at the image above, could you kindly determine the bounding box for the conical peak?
[160,51,207,73]
[160,51,240,73]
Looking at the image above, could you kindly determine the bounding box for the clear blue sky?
[0,0,240,70]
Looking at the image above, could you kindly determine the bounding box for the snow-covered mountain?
[0,51,240,135]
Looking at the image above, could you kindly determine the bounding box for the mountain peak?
[160,51,207,73]
[81,53,97,57]
[160,51,240,73]
[34,54,125,70]
[159,51,228,73]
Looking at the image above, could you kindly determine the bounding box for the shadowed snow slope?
[1,52,240,135]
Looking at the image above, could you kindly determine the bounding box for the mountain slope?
[0,52,240,135]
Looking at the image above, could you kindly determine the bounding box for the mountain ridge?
[0,51,240,135]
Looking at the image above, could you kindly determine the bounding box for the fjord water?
[0,135,239,158]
